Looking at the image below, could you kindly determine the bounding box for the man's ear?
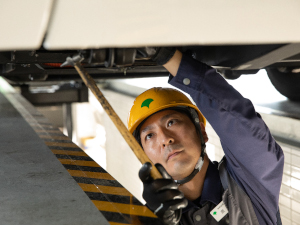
[200,122,208,143]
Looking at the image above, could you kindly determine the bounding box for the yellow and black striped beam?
[6,93,163,225]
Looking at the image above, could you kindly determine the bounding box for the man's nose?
[160,130,175,148]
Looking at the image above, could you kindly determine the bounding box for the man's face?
[140,110,203,181]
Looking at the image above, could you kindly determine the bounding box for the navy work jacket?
[168,54,284,225]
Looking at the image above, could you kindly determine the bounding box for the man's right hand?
[136,47,176,66]
[139,162,188,225]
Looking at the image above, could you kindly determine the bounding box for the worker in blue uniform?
[127,48,284,225]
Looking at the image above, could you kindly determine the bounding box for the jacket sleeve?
[168,54,284,225]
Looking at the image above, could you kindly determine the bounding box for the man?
[127,48,284,225]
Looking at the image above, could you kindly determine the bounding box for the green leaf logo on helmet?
[128,87,206,135]
[141,98,153,108]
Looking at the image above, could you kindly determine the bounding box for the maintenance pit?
[0,78,161,225]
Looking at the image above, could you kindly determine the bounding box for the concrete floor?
[0,80,109,225]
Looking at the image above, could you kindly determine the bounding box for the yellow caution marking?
[51,150,88,157]
[92,200,156,218]
[45,142,78,148]
[78,183,131,196]
[109,222,131,225]
[67,170,114,180]
[39,135,70,140]
[109,222,139,225]
[58,159,100,167]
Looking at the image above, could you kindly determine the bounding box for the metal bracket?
[233,43,300,70]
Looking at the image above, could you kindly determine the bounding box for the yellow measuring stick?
[62,56,162,179]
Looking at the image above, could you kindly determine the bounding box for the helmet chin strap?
[174,146,206,185]
[174,107,206,185]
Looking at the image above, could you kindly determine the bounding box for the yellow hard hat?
[127,87,206,134]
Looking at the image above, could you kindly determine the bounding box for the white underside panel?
[0,0,53,51]
[44,0,300,50]
[1,0,300,51]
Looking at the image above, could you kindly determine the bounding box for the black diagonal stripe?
[132,214,163,225]
[100,211,131,224]
[63,165,107,173]
[73,177,123,188]
[86,192,130,204]
[87,192,144,206]
[49,146,83,151]
[131,196,144,206]
[54,154,93,161]
[100,211,162,225]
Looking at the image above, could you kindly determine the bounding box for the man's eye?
[145,133,153,140]
[167,119,177,127]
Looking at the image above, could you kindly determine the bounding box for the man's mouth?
[167,150,183,161]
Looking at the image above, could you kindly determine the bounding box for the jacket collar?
[183,160,223,212]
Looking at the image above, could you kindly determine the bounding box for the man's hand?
[136,47,176,66]
[139,162,188,225]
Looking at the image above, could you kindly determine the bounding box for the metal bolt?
[35,54,39,57]
[29,74,34,80]
[183,78,190,85]
[195,215,201,221]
